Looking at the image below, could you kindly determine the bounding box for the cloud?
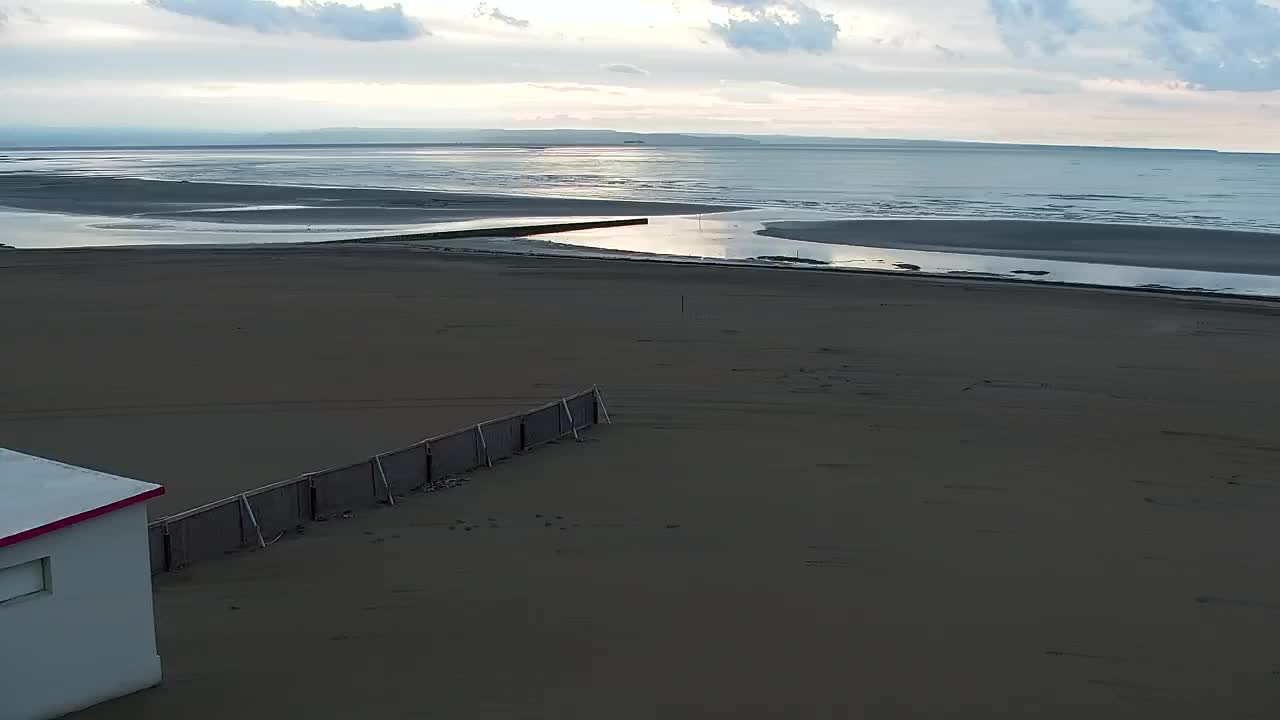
[0,5,46,29]
[601,63,650,75]
[716,81,776,104]
[19,6,46,23]
[529,83,603,93]
[490,8,529,29]
[476,4,529,29]
[1143,0,1280,91]
[988,0,1094,56]
[144,0,427,41]
[934,44,962,61]
[709,0,840,55]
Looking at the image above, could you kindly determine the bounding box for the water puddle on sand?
[1,209,362,247]
[506,211,1280,299]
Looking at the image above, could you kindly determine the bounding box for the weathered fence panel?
[481,415,523,462]
[565,392,595,433]
[164,498,243,569]
[148,524,167,575]
[246,478,311,539]
[312,462,377,517]
[430,428,480,478]
[524,404,562,448]
[378,443,428,496]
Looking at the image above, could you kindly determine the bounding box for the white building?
[0,449,165,720]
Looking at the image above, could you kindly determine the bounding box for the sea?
[9,143,1280,231]
[4,143,1280,295]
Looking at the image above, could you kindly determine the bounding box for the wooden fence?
[147,388,609,573]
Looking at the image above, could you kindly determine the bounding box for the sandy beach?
[761,219,1280,276]
[3,246,1279,718]
[0,173,737,225]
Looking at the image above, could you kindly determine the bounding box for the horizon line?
[1,125,1275,155]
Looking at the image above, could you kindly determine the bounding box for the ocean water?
[6,143,1280,234]
[6,143,1280,297]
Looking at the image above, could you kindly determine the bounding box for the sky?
[1,0,1279,150]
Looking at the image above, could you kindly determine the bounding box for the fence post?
[374,456,396,506]
[240,494,266,549]
[475,424,492,468]
[562,398,580,441]
[425,444,433,485]
[308,475,319,521]
[162,524,173,573]
[520,416,528,451]
[593,386,612,425]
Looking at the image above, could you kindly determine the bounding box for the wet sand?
[2,246,1279,718]
[761,219,1280,276]
[0,173,737,225]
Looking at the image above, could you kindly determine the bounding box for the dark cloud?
[601,63,650,75]
[1144,0,1280,91]
[988,0,1094,56]
[476,4,529,29]
[709,0,840,55]
[144,0,427,41]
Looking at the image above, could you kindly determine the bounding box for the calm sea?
[7,143,1280,234]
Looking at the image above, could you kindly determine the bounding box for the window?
[0,557,50,605]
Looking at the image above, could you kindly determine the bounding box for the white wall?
[0,504,162,720]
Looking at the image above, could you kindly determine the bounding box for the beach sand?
[760,219,1280,276]
[2,246,1279,718]
[0,173,737,225]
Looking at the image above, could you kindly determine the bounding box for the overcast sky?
[2,0,1279,150]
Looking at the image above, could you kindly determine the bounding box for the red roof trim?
[0,486,165,550]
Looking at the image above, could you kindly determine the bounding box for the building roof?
[0,449,164,549]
